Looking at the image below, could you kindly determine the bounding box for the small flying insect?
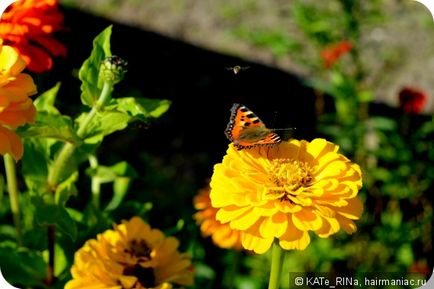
[226,65,250,75]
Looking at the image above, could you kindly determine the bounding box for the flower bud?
[100,55,128,84]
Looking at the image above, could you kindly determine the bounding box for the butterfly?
[225,103,281,150]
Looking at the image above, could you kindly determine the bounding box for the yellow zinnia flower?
[194,187,243,250]
[65,217,194,289]
[210,138,363,254]
[0,40,37,160]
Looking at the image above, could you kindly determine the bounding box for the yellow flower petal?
[209,138,363,253]
[259,212,288,238]
[241,232,274,254]
[65,217,194,289]
[292,209,323,231]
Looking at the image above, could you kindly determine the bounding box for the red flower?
[0,0,67,73]
[320,41,352,68]
[408,260,431,275]
[398,87,428,114]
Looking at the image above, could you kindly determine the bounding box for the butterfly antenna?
[270,110,296,131]
[271,127,297,131]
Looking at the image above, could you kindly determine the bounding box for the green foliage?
[115,97,171,120]
[79,25,112,107]
[1,25,173,288]
[86,160,138,211]
[1,2,432,288]
[233,27,301,58]
[0,242,47,287]
[228,0,433,287]
[32,196,77,241]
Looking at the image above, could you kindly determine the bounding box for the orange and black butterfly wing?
[225,103,281,150]
[225,103,262,141]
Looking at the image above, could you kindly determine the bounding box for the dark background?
[42,7,317,196]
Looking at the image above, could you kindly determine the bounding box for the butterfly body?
[225,103,281,150]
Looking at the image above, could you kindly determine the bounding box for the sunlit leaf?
[55,171,79,206]
[77,110,130,144]
[115,97,171,121]
[396,244,414,266]
[18,112,80,144]
[34,82,61,115]
[79,25,112,107]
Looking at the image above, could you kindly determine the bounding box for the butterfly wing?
[225,103,281,149]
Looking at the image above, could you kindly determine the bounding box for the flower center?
[267,158,313,202]
[122,264,155,288]
[121,239,155,288]
[124,239,152,260]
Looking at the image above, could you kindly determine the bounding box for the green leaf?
[55,171,79,206]
[381,211,402,228]
[79,25,112,107]
[18,112,80,144]
[34,82,61,114]
[77,110,130,144]
[87,165,116,183]
[86,161,137,211]
[357,90,374,102]
[32,196,77,241]
[0,242,47,287]
[110,161,138,178]
[370,117,397,131]
[109,178,130,209]
[370,167,392,182]
[416,119,434,138]
[106,162,137,211]
[41,243,68,276]
[116,97,171,121]
[396,244,414,266]
[21,138,52,194]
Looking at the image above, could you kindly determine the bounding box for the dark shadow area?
[46,7,317,184]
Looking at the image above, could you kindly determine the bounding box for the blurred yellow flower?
[194,187,243,250]
[0,40,37,160]
[210,139,363,254]
[65,217,194,289]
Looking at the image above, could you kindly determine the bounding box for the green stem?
[47,143,75,189]
[3,154,22,245]
[47,82,112,189]
[227,250,241,289]
[76,82,112,138]
[268,241,284,289]
[89,155,101,209]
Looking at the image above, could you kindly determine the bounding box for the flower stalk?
[48,55,127,190]
[88,155,101,209]
[3,154,22,245]
[268,241,284,289]
[47,81,112,189]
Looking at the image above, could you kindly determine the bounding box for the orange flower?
[0,40,37,160]
[0,0,66,73]
[320,41,352,68]
[194,187,243,250]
